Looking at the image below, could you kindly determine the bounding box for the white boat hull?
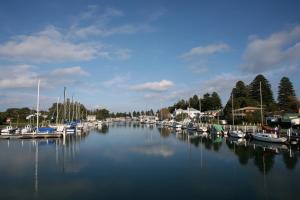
[252,133,287,143]
[229,130,245,138]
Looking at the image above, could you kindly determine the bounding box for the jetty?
[0,133,62,140]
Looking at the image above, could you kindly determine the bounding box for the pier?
[0,133,62,139]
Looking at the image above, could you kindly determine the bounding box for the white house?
[173,108,202,119]
[87,115,96,122]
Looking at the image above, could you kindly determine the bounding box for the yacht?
[251,132,287,143]
[228,130,246,138]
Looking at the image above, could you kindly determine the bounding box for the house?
[173,108,202,119]
[233,106,261,117]
[87,115,96,122]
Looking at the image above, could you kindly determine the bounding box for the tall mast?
[56,97,60,125]
[36,80,40,134]
[63,87,66,123]
[231,92,234,127]
[260,81,263,125]
[72,96,74,121]
[199,97,202,124]
[68,98,71,122]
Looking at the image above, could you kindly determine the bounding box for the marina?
[0,1,300,199]
[0,123,299,200]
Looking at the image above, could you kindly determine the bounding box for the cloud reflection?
[130,144,175,158]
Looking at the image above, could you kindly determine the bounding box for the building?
[87,115,96,122]
[173,108,202,119]
[233,106,261,117]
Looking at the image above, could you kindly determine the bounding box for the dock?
[0,133,63,139]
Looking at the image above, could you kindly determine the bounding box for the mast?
[72,95,74,121]
[260,81,263,125]
[199,97,202,124]
[63,87,66,123]
[36,80,40,134]
[68,98,71,122]
[56,97,60,126]
[231,92,235,127]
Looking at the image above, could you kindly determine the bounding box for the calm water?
[0,123,299,200]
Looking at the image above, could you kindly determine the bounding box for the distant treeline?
[166,74,299,123]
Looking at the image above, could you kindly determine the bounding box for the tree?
[201,93,212,111]
[211,92,222,109]
[235,81,249,98]
[249,74,275,111]
[223,80,260,124]
[132,111,137,117]
[158,108,171,120]
[278,77,297,112]
[95,109,110,120]
[188,95,199,109]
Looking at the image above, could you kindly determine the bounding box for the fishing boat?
[21,125,33,134]
[1,126,17,135]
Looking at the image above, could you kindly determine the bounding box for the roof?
[188,108,200,112]
[234,107,261,112]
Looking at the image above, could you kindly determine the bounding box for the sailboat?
[251,82,287,143]
[228,92,246,138]
[196,97,208,132]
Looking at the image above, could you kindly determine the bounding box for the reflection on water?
[0,123,299,200]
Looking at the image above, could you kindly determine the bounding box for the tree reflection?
[253,148,275,174]
[282,151,298,170]
[226,138,251,165]
[158,127,171,138]
[95,125,109,134]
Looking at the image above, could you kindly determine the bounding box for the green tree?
[188,95,199,109]
[211,92,222,109]
[249,74,275,111]
[158,108,171,120]
[278,77,297,112]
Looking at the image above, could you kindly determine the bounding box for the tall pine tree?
[249,74,275,111]
[278,77,297,112]
[211,92,222,109]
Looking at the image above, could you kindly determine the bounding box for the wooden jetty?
[0,133,63,139]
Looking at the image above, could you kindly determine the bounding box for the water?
[0,123,299,200]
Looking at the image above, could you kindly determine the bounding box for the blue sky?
[0,0,300,112]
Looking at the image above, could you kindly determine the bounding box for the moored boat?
[228,130,246,138]
[251,132,287,143]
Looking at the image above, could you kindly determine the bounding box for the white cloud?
[69,5,155,38]
[0,26,131,62]
[130,80,174,92]
[71,24,154,38]
[242,25,300,73]
[0,65,89,89]
[181,43,229,60]
[0,65,38,89]
[0,26,100,62]
[51,66,89,76]
[103,74,130,87]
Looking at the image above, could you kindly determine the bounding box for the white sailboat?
[196,97,208,132]
[251,82,287,143]
[228,92,246,138]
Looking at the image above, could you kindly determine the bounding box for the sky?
[0,0,300,112]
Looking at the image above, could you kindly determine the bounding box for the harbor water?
[0,123,299,200]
